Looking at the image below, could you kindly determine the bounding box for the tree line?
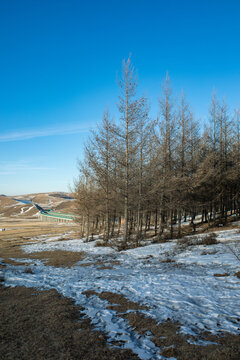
[74,57,240,244]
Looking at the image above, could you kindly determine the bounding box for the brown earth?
[28,250,85,267]
[54,200,76,213]
[0,285,139,360]
[0,218,81,268]
[0,219,122,268]
[122,312,240,360]
[0,218,78,242]
[1,247,85,268]
[1,284,240,360]
[84,291,240,360]
[214,273,230,277]
[1,218,240,359]
[0,192,76,218]
[235,271,240,278]
[0,219,121,269]
[83,290,149,312]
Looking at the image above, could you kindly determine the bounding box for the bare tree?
[84,110,115,242]
[117,56,139,244]
[74,58,240,245]
[156,72,176,238]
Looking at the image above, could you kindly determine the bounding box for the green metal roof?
[40,210,75,220]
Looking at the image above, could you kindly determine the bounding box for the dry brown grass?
[0,218,81,268]
[177,233,218,249]
[54,199,76,212]
[83,290,149,312]
[161,258,176,263]
[79,290,240,359]
[0,285,139,360]
[198,217,240,233]
[0,243,26,264]
[0,244,85,268]
[201,249,217,255]
[0,192,76,218]
[29,250,85,267]
[121,312,240,360]
[1,216,240,359]
[0,219,123,269]
[201,233,218,245]
[235,271,240,278]
[214,273,230,277]
[0,218,78,242]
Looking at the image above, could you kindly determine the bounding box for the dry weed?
[0,285,138,360]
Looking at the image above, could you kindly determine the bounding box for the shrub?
[201,233,218,245]
[214,273,229,277]
[201,249,217,255]
[152,237,169,244]
[162,258,175,263]
[177,233,218,248]
[235,271,240,279]
[116,242,128,251]
[24,267,33,274]
[177,236,199,247]
[94,240,110,247]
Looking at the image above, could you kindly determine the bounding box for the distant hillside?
[0,192,76,219]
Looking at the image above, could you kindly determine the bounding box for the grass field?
[0,217,78,241]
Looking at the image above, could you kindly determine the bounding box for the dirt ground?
[0,193,76,218]
[1,218,240,359]
[0,285,138,360]
[0,217,78,242]
[1,282,239,360]
[83,291,240,360]
[122,312,240,359]
[0,218,82,267]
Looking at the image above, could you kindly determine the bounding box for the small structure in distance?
[39,210,75,223]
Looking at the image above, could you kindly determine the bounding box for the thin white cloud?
[0,123,91,142]
[0,160,56,175]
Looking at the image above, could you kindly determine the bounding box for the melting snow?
[1,229,240,359]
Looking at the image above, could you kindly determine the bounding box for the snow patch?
[1,228,240,359]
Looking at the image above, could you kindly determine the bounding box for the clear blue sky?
[0,0,240,195]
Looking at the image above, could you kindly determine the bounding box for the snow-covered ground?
[1,229,240,360]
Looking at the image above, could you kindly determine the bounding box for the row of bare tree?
[74,57,240,243]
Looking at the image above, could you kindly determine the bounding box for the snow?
[20,206,35,214]
[23,205,35,213]
[216,228,240,242]
[1,229,240,359]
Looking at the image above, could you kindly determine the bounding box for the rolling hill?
[0,192,76,219]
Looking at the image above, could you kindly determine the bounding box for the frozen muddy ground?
[1,229,240,359]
